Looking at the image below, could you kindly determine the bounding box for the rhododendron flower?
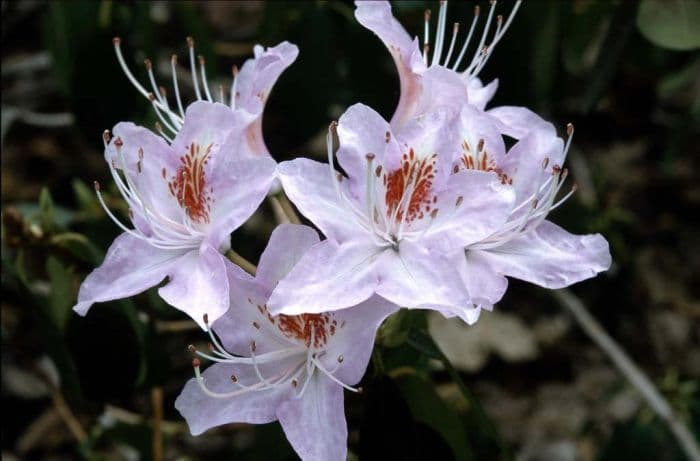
[355,0,521,129]
[450,105,612,320]
[73,101,276,329]
[176,224,397,461]
[112,37,298,160]
[268,103,514,321]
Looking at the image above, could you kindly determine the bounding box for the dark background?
[2,1,699,460]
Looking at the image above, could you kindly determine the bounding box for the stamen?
[443,22,460,68]
[431,1,448,67]
[170,54,186,118]
[186,37,202,101]
[198,55,214,102]
[423,9,431,63]
[451,5,480,71]
[230,65,239,109]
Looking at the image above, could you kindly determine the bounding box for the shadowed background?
[2,1,699,460]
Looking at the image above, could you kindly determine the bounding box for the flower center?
[168,142,213,224]
[384,149,437,224]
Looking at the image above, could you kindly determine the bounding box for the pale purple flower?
[268,103,515,320]
[73,102,276,329]
[450,105,612,321]
[355,0,521,129]
[112,37,298,160]
[73,39,298,328]
[175,224,397,461]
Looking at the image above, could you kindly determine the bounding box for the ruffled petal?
[354,1,426,128]
[73,233,179,315]
[175,361,294,435]
[452,103,507,167]
[458,250,508,312]
[234,41,299,119]
[256,224,321,290]
[158,242,230,328]
[267,239,383,316]
[276,376,348,461]
[475,220,612,289]
[321,296,398,385]
[277,158,366,243]
[375,240,469,313]
[467,77,499,111]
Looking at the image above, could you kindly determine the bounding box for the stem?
[225,249,257,276]
[276,192,301,225]
[552,289,700,461]
[268,195,290,225]
[151,387,163,461]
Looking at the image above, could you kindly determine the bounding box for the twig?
[50,384,87,443]
[276,193,301,225]
[553,289,700,461]
[268,195,290,225]
[103,405,185,434]
[154,319,199,333]
[225,249,257,275]
[151,387,163,461]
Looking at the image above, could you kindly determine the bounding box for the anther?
[424,9,431,21]
[203,313,209,325]
[147,92,156,102]
[497,14,503,26]
[159,86,167,97]
[94,181,101,191]
[477,138,485,152]
[475,5,480,15]
[292,379,299,387]
[252,321,260,329]
[375,165,382,177]
[103,129,111,143]
[430,209,439,219]
[232,65,239,77]
[138,147,144,159]
[114,137,123,147]
[231,374,238,383]
[456,196,464,207]
[192,357,201,368]
[144,58,152,70]
[366,153,376,162]
[454,22,460,33]
[188,344,197,352]
[337,355,344,363]
[112,37,121,46]
[329,120,338,133]
[566,123,574,137]
[385,131,391,143]
[155,121,164,133]
[171,54,177,65]
[542,157,550,170]
[552,164,562,174]
[532,199,539,208]
[198,54,205,65]
[207,342,214,351]
[250,341,257,352]
[423,43,431,55]
[357,387,364,394]
[571,183,578,192]
[186,36,194,48]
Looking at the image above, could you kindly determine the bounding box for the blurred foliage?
[2,0,699,460]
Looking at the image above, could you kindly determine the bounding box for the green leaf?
[637,0,700,51]
[394,372,473,461]
[46,256,76,333]
[51,232,104,265]
[407,328,513,461]
[39,187,55,233]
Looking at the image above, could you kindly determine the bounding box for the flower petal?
[467,77,499,111]
[375,240,470,313]
[458,250,508,312]
[277,158,365,243]
[235,41,299,119]
[206,156,277,250]
[73,233,178,316]
[475,220,612,288]
[276,376,348,461]
[267,239,382,316]
[107,122,182,222]
[321,296,398,385]
[158,242,231,328]
[498,125,565,202]
[487,105,556,140]
[422,169,515,251]
[256,224,321,290]
[175,361,294,435]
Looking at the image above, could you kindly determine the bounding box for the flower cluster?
[74,2,611,460]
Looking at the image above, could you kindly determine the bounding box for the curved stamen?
[170,55,186,118]
[451,5,480,71]
[186,37,203,101]
[443,22,460,68]
[198,55,214,102]
[431,1,448,66]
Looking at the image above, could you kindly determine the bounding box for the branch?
[552,289,700,461]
